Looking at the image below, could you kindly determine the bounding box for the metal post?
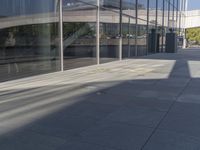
[96,0,100,64]
[176,0,178,30]
[172,0,175,29]
[183,0,188,48]
[185,0,188,12]
[155,0,158,29]
[161,0,165,53]
[146,0,149,55]
[128,17,131,58]
[119,0,122,60]
[135,0,138,56]
[168,0,170,28]
[155,0,158,53]
[59,0,64,71]
[179,0,182,35]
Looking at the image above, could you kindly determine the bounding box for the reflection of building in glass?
[0,0,186,82]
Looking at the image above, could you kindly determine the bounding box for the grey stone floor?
[1,48,200,150]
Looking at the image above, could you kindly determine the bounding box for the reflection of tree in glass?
[186,28,200,45]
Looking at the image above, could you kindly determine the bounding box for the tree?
[186,27,200,44]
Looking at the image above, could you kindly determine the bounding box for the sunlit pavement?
[0,48,200,150]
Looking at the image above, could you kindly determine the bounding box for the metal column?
[96,0,100,64]
[135,0,138,56]
[59,0,64,71]
[119,0,123,60]
[146,0,150,55]
[161,0,165,53]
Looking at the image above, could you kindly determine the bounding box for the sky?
[188,0,200,10]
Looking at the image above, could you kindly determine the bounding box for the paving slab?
[159,111,200,138]
[143,130,200,150]
[80,121,154,150]
[103,106,166,128]
[28,115,99,139]
[0,49,200,150]
[124,96,174,112]
[56,141,117,150]
[0,130,66,150]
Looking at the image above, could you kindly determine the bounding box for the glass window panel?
[129,18,137,57]
[100,9,119,63]
[137,19,147,56]
[157,0,163,26]
[169,2,174,28]
[122,0,136,17]
[62,0,97,70]
[138,0,148,21]
[100,0,120,10]
[122,15,130,58]
[157,0,163,52]
[149,0,157,26]
[164,0,169,27]
[0,0,60,82]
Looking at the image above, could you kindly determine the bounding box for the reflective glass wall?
[0,0,185,82]
[0,0,60,82]
[157,0,164,52]
[62,0,97,69]
[122,0,136,58]
[163,0,169,51]
[100,1,120,63]
[137,0,148,56]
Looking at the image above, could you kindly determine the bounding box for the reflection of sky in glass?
[0,0,55,17]
[188,0,200,10]
[138,0,147,9]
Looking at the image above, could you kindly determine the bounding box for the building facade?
[0,0,187,82]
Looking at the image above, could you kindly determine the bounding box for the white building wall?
[185,10,200,28]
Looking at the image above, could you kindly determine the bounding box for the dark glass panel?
[138,0,148,21]
[122,0,136,17]
[122,15,130,58]
[99,8,120,63]
[137,19,147,56]
[0,0,60,82]
[122,16,137,58]
[62,0,97,70]
[149,0,157,27]
[100,0,120,10]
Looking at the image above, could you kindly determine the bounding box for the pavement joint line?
[140,77,192,150]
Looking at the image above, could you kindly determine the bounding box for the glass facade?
[122,0,136,58]
[0,0,60,82]
[0,0,186,82]
[137,0,148,56]
[100,6,120,63]
[62,0,97,69]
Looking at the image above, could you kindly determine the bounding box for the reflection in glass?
[129,18,137,57]
[122,15,130,58]
[122,0,136,58]
[157,0,164,52]
[0,0,60,82]
[100,9,119,63]
[169,3,174,28]
[101,0,120,9]
[138,0,148,21]
[137,0,148,56]
[0,0,184,82]
[122,16,136,58]
[137,19,147,56]
[62,0,97,70]
[149,0,157,27]
[122,0,136,17]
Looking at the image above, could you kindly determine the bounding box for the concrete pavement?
[0,48,200,150]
